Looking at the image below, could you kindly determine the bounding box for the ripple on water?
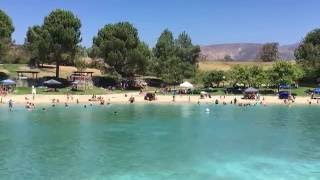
[0,105,319,179]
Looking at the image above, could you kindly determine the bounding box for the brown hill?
[200,43,298,61]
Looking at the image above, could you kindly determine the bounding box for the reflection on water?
[0,104,319,179]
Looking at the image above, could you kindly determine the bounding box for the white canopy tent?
[179,81,194,89]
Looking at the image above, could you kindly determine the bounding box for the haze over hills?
[200,43,299,61]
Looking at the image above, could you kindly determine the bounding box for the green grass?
[291,87,311,97]
[0,64,23,76]
[11,86,313,97]
[14,86,108,95]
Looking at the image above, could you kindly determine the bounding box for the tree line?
[202,61,304,89]
[1,9,320,85]
[1,9,200,82]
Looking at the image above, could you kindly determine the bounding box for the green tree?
[175,31,201,65]
[153,29,175,59]
[229,65,270,88]
[175,31,200,78]
[152,29,200,82]
[25,25,50,67]
[92,22,150,77]
[248,65,268,87]
[258,43,279,62]
[203,70,225,88]
[161,56,185,83]
[74,58,87,72]
[228,65,251,87]
[42,9,82,78]
[0,9,14,63]
[268,61,304,90]
[224,55,233,61]
[152,29,176,78]
[125,42,151,76]
[295,29,320,78]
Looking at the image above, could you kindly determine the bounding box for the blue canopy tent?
[279,91,290,99]
[313,88,320,94]
[278,84,292,99]
[310,88,320,99]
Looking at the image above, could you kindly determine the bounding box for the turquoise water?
[0,104,319,179]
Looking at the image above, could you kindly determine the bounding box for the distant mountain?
[200,43,299,61]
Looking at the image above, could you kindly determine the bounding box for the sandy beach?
[0,92,319,106]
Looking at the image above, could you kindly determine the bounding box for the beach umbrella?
[1,79,16,86]
[180,81,194,89]
[200,91,208,95]
[43,79,62,86]
[244,87,258,93]
[43,79,62,91]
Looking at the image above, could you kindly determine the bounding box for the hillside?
[198,61,275,72]
[200,43,299,61]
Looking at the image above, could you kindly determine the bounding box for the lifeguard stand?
[69,71,94,90]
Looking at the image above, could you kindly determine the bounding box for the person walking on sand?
[31,86,36,100]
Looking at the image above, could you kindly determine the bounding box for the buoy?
[205,108,210,113]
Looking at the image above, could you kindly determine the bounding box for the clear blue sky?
[1,0,319,47]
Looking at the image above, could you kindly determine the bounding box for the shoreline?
[0,93,319,106]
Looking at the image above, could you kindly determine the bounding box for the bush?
[144,77,164,87]
[0,72,9,80]
[92,75,120,88]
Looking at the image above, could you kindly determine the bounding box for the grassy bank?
[12,86,312,97]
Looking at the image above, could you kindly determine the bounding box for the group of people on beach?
[0,87,9,96]
[88,94,108,105]
[5,93,113,111]
[4,90,320,111]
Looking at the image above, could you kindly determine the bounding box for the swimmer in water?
[84,105,87,108]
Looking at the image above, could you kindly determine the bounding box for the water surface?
[0,104,319,179]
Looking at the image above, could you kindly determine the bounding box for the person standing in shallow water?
[8,99,13,111]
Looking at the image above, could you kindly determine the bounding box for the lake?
[0,104,319,179]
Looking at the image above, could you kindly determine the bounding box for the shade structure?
[313,88,320,94]
[179,81,194,89]
[244,87,258,93]
[1,79,16,86]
